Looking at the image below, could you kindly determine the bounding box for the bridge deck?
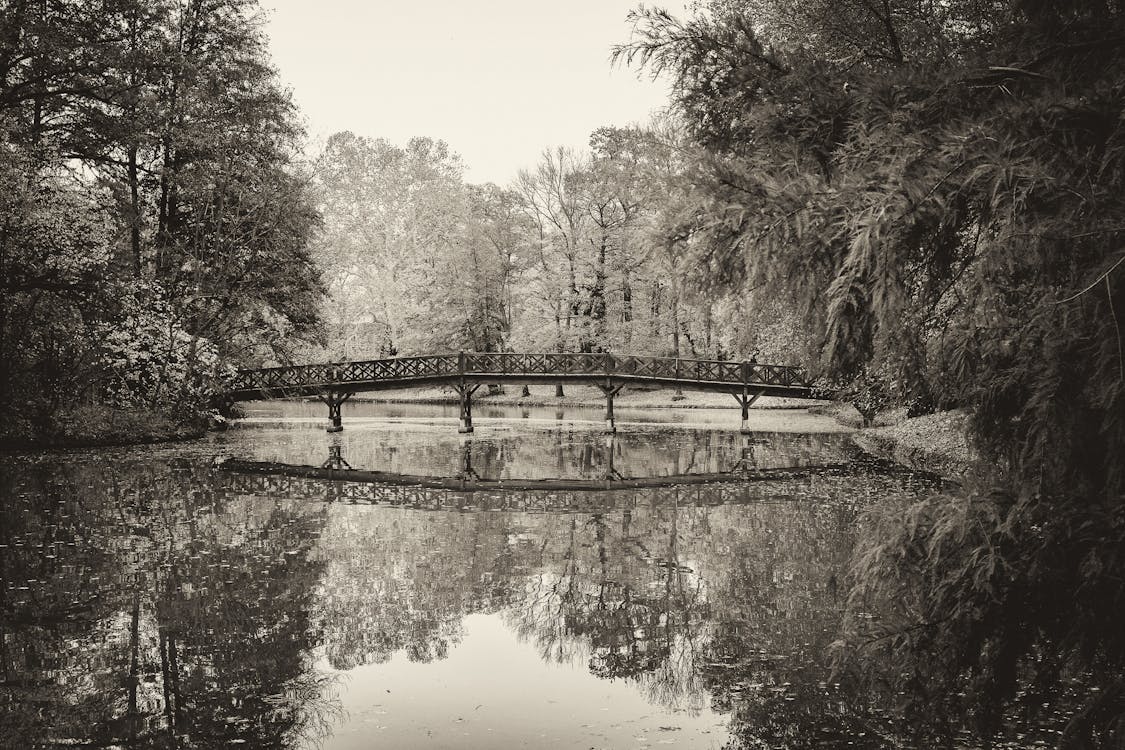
[227,352,818,401]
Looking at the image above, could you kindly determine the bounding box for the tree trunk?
[589,235,608,350]
[126,8,142,277]
[128,145,142,277]
[703,303,713,358]
[672,287,684,400]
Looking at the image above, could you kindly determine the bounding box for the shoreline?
[811,402,976,479]
[0,428,207,453]
[0,406,208,454]
[851,412,975,481]
[2,395,976,482]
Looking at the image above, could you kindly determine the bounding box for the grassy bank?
[0,405,206,451]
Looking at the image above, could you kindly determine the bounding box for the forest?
[1,0,1123,745]
[0,0,770,444]
[306,120,764,363]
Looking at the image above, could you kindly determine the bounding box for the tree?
[445,183,528,352]
[509,124,728,362]
[514,148,592,353]
[312,132,469,357]
[618,0,1125,744]
[0,0,324,435]
[0,152,113,418]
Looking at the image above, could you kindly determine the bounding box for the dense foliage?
[308,118,771,364]
[616,0,1125,744]
[4,0,1122,743]
[0,0,323,438]
[309,132,504,356]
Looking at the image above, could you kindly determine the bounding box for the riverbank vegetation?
[0,0,324,444]
[3,0,1121,742]
[614,0,1125,745]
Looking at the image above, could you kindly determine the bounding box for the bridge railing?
[231,351,812,394]
[462,352,811,387]
[234,354,460,392]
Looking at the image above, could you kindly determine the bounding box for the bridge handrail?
[240,353,456,375]
[231,351,813,392]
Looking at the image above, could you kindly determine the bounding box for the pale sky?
[258,1,689,185]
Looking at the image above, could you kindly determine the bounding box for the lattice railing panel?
[231,351,814,395]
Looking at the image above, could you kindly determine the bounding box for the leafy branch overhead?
[618,0,1125,745]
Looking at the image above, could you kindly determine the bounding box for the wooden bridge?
[227,351,821,433]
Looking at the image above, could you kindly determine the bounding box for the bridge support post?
[732,433,758,474]
[322,431,352,471]
[733,387,765,434]
[319,391,351,432]
[597,383,624,433]
[458,435,479,480]
[604,433,623,481]
[456,384,479,433]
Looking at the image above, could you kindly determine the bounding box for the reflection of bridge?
[227,352,822,433]
[217,459,846,512]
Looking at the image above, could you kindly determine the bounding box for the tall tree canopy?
[310,121,740,363]
[0,0,322,431]
[618,0,1125,744]
[311,131,511,356]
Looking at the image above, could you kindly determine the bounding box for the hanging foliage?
[618,0,1125,744]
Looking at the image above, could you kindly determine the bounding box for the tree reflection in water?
[0,458,337,749]
[304,466,934,747]
[238,417,859,481]
[0,433,935,748]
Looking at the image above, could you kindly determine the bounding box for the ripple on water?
[0,403,938,749]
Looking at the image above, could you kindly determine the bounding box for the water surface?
[0,403,933,748]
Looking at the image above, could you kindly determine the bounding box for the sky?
[258,0,690,185]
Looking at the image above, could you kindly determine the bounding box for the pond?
[0,401,937,748]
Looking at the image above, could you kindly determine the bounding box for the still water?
[0,402,936,748]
